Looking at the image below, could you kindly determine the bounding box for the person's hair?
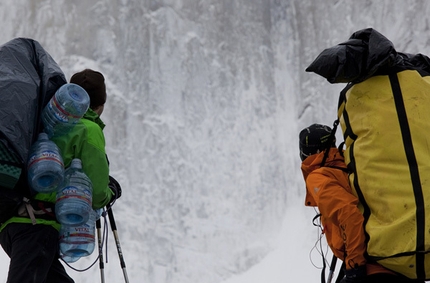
[70,69,106,109]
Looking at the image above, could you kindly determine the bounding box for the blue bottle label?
[28,150,64,168]
[49,99,70,123]
[57,186,92,205]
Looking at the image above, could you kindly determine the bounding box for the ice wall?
[0,1,430,282]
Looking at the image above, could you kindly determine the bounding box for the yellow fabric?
[338,70,430,279]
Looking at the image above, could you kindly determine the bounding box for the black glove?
[108,175,122,204]
[340,265,366,283]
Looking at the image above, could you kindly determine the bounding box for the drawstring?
[311,212,329,283]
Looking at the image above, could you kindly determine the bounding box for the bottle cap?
[70,158,82,168]
[38,132,49,140]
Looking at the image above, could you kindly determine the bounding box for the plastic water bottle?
[27,133,64,193]
[60,252,80,263]
[42,83,90,138]
[59,209,97,258]
[56,158,92,226]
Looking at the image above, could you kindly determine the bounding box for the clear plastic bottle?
[42,83,90,138]
[59,209,97,258]
[27,133,64,193]
[55,158,92,226]
[60,252,80,263]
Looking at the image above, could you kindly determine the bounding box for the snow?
[0,1,429,282]
[221,202,328,283]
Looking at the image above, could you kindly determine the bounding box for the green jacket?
[0,109,113,231]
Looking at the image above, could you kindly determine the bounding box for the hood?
[301,148,346,179]
[301,148,346,207]
[83,108,106,130]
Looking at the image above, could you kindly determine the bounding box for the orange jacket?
[301,148,366,269]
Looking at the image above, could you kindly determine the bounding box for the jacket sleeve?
[306,169,366,269]
[80,119,113,209]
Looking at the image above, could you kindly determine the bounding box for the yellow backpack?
[307,28,430,280]
[338,70,430,279]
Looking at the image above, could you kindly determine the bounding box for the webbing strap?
[23,198,37,225]
[321,119,339,167]
[389,72,425,279]
[17,197,56,224]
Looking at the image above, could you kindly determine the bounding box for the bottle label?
[49,99,70,123]
[57,186,92,206]
[52,95,81,119]
[59,223,95,241]
[59,232,95,242]
[28,150,64,168]
[74,226,90,233]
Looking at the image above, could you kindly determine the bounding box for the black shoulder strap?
[325,165,349,173]
[321,119,340,167]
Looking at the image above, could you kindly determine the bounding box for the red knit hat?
[70,69,106,109]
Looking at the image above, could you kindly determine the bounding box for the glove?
[340,265,366,283]
[108,175,122,204]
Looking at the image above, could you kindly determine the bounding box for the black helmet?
[299,124,334,161]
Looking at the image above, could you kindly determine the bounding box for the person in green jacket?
[54,69,114,210]
[0,69,118,283]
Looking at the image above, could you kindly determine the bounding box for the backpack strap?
[22,197,37,225]
[321,119,340,167]
[16,198,56,224]
[325,165,349,173]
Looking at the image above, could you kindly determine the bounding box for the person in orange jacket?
[299,124,421,283]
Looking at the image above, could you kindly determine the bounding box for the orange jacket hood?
[301,148,346,207]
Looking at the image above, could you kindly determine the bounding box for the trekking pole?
[106,204,130,283]
[327,255,338,283]
[96,218,105,283]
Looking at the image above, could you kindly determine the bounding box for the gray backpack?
[0,37,66,224]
